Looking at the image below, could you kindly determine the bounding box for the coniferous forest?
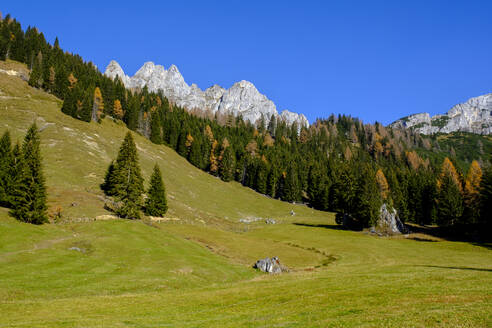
[0,13,490,234]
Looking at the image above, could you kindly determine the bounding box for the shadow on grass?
[293,222,347,231]
[406,224,491,249]
[407,237,438,242]
[472,243,492,251]
[294,222,492,250]
[416,265,492,272]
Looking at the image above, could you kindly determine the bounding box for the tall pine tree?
[281,163,301,203]
[10,124,48,224]
[110,132,144,219]
[144,164,168,217]
[463,160,482,224]
[352,166,382,227]
[0,131,12,206]
[219,139,235,182]
[436,158,463,227]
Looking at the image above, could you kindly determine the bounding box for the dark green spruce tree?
[150,111,162,144]
[144,164,168,217]
[352,166,382,227]
[255,160,268,194]
[219,146,235,182]
[266,167,278,198]
[110,132,144,219]
[282,164,301,203]
[0,131,13,206]
[436,174,463,227]
[10,124,48,224]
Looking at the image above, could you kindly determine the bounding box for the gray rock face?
[376,203,407,235]
[217,80,277,125]
[105,60,131,86]
[280,110,309,128]
[389,93,492,135]
[104,60,309,128]
[253,257,286,273]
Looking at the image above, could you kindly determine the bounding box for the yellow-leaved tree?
[209,139,219,174]
[113,99,124,120]
[438,157,462,193]
[67,73,77,89]
[204,125,214,144]
[375,169,390,200]
[92,87,104,122]
[263,133,274,147]
[463,160,482,223]
[436,157,463,227]
[185,133,194,150]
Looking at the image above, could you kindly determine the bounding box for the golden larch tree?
[343,145,353,161]
[209,140,219,174]
[113,99,124,120]
[464,160,482,196]
[464,160,482,221]
[204,125,214,144]
[263,133,274,147]
[185,133,194,149]
[299,129,310,144]
[373,141,383,158]
[67,73,77,89]
[438,157,462,193]
[219,137,230,161]
[245,140,258,157]
[406,150,422,171]
[48,66,55,90]
[92,87,104,121]
[375,169,390,200]
[349,124,358,144]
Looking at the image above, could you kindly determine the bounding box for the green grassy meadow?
[0,61,491,327]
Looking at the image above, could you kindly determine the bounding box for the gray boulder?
[376,203,408,235]
[253,257,287,273]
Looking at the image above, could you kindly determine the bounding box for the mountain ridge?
[390,93,492,135]
[105,60,309,128]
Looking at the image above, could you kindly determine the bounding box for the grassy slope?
[0,61,491,327]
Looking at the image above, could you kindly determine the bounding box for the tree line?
[1,13,490,233]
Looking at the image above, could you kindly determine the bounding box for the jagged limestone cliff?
[390,93,492,135]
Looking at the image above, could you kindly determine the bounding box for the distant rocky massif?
[104,61,309,128]
[390,93,492,135]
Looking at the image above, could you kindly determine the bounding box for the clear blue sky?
[3,1,492,124]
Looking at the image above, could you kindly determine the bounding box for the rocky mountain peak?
[104,60,309,128]
[389,93,492,135]
[280,110,310,127]
[105,60,130,86]
[168,64,180,73]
